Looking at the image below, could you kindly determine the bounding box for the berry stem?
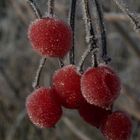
[78,47,98,72]
[32,58,46,89]
[79,0,98,72]
[69,0,77,65]
[48,0,54,16]
[28,0,42,18]
[58,58,64,67]
[94,0,111,64]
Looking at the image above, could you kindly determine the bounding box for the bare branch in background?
[63,117,92,140]
[0,67,19,97]
[6,110,26,140]
[112,0,140,31]
[104,13,140,22]
[112,22,140,58]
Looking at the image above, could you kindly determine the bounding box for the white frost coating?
[112,0,140,30]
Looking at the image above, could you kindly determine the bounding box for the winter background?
[0,0,140,139]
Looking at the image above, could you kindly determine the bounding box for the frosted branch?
[112,0,140,31]
[69,0,77,64]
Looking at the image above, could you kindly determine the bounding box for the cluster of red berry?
[26,17,132,140]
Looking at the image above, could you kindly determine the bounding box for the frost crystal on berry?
[26,87,62,128]
[81,64,121,108]
[101,111,132,140]
[52,65,85,109]
[28,17,72,57]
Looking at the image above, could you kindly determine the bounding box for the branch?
[0,66,19,97]
[79,0,98,72]
[58,58,64,67]
[32,58,46,89]
[104,13,140,22]
[94,0,111,64]
[63,117,92,140]
[6,110,26,140]
[112,22,140,58]
[78,47,98,72]
[112,0,140,31]
[27,0,42,18]
[69,0,77,65]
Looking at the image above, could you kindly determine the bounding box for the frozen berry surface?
[78,101,111,128]
[52,65,85,109]
[26,87,62,128]
[81,64,121,108]
[28,17,72,57]
[101,111,132,140]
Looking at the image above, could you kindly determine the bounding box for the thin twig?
[27,0,42,18]
[78,47,98,72]
[32,58,46,89]
[69,0,77,64]
[58,58,64,67]
[63,117,92,140]
[79,0,98,72]
[94,0,111,64]
[112,0,140,31]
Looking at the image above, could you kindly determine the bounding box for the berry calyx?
[81,64,121,108]
[101,111,132,140]
[78,102,111,128]
[28,17,72,58]
[52,65,85,109]
[26,87,62,128]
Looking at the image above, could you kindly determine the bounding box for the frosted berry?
[28,17,72,57]
[52,65,85,109]
[26,87,62,128]
[101,111,132,140]
[78,101,111,128]
[81,64,121,108]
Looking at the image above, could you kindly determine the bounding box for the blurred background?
[0,0,140,139]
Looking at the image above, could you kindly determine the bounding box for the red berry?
[28,17,72,57]
[101,111,132,140]
[26,87,62,128]
[52,65,85,109]
[78,102,111,128]
[81,64,121,108]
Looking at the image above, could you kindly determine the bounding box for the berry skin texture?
[52,65,85,109]
[81,64,121,108]
[26,87,62,128]
[78,102,111,128]
[28,17,72,58]
[101,111,132,140]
